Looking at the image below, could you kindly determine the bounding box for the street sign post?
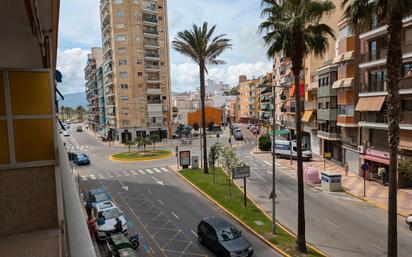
[232,166,251,207]
[179,150,191,169]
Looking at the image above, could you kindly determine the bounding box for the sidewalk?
[275,155,412,216]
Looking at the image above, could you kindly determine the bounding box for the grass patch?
[180,168,324,257]
[111,150,172,161]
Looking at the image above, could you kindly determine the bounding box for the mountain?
[60,92,88,108]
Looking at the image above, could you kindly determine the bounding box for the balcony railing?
[399,77,412,90]
[145,65,160,70]
[143,16,158,24]
[317,130,341,140]
[143,28,159,35]
[144,52,160,58]
[304,101,317,110]
[144,40,159,47]
[361,48,388,63]
[361,113,388,123]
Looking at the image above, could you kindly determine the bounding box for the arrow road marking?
[119,181,129,191]
[152,176,164,186]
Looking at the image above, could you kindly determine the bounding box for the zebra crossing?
[79,166,172,181]
[65,144,95,150]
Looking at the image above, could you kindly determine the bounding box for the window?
[133,12,139,16]
[122,120,130,126]
[118,47,126,53]
[115,0,123,3]
[115,24,125,29]
[402,62,412,77]
[116,35,126,41]
[402,100,412,111]
[115,11,124,17]
[121,96,129,101]
[133,0,139,3]
[138,84,143,88]
[121,108,129,114]
[137,60,142,65]
[120,84,128,89]
[119,59,127,65]
[138,72,143,76]
[119,71,127,78]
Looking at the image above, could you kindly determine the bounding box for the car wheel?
[409,223,412,231]
[198,234,204,244]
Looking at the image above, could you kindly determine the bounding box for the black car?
[197,217,253,257]
[234,132,243,141]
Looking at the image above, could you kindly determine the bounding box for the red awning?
[361,155,390,165]
[290,83,305,97]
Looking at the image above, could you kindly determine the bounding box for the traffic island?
[109,150,173,162]
[178,168,324,257]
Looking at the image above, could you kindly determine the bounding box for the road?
[63,126,281,257]
[237,125,412,257]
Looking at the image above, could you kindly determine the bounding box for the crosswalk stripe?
[153,168,162,173]
[130,170,138,175]
[81,176,87,181]
[124,171,130,176]
[263,161,272,166]
[89,174,96,180]
[139,170,146,175]
[161,167,169,172]
[145,169,154,174]
[108,175,114,178]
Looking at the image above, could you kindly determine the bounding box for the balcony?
[359,16,412,40]
[360,43,412,68]
[318,109,337,121]
[337,116,357,126]
[361,48,388,63]
[145,64,161,71]
[359,112,388,129]
[144,39,160,48]
[317,85,337,97]
[399,77,412,91]
[144,52,160,60]
[147,88,161,95]
[143,15,158,25]
[142,4,158,14]
[317,130,341,141]
[304,101,317,110]
[147,75,161,84]
[143,28,159,37]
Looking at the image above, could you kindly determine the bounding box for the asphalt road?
[237,125,412,257]
[64,127,282,257]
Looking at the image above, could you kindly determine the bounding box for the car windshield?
[99,208,120,220]
[217,226,241,241]
[78,154,87,159]
[93,193,108,202]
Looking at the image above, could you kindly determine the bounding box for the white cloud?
[171,62,272,92]
[56,48,90,94]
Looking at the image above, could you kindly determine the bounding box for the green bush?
[258,134,271,151]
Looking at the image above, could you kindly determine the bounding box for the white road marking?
[89,174,96,180]
[108,175,114,178]
[323,218,339,228]
[372,243,384,251]
[139,170,146,175]
[85,145,89,148]
[158,199,164,205]
[191,230,198,238]
[160,167,168,172]
[130,170,138,175]
[171,212,180,220]
[81,176,87,181]
[146,188,152,194]
[145,169,154,174]
[124,171,130,177]
[263,160,272,166]
[153,168,162,173]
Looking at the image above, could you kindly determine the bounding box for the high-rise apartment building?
[85,47,103,132]
[99,0,171,143]
[238,75,260,123]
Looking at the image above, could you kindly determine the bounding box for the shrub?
[258,134,271,151]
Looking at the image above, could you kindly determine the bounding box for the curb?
[221,169,328,257]
[251,151,409,219]
[172,168,291,257]
[108,152,174,162]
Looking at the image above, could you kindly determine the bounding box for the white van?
[273,140,312,161]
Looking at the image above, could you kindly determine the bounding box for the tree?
[260,0,335,252]
[229,86,239,96]
[258,134,272,151]
[76,105,86,121]
[342,1,412,255]
[150,133,161,151]
[193,122,200,132]
[60,105,66,120]
[173,22,232,174]
[123,140,135,154]
[209,143,221,184]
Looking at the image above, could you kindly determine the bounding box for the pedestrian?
[114,217,123,233]
[344,162,349,176]
[87,215,96,238]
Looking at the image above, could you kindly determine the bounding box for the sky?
[56,0,272,95]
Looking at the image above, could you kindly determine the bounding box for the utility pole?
[271,84,277,234]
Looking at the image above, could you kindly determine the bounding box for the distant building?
[187,107,223,127]
[85,47,103,132]
[206,79,230,97]
[238,75,260,123]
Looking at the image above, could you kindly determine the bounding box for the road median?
[175,167,325,257]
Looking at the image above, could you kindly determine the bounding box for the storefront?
[310,132,320,156]
[360,148,390,185]
[342,146,359,175]
[324,140,342,164]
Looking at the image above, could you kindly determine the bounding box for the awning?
[260,112,270,119]
[301,110,314,122]
[290,83,305,97]
[332,54,343,64]
[332,78,354,89]
[261,103,270,111]
[261,95,270,102]
[343,51,354,61]
[355,96,386,111]
[400,131,412,150]
[361,155,390,165]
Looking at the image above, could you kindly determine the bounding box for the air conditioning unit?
[357,145,365,153]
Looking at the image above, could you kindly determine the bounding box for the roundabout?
[109,150,174,162]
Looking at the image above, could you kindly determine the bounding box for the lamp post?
[271,84,277,234]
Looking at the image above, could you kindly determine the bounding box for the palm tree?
[260,0,335,252]
[343,1,412,256]
[76,105,86,121]
[172,22,232,174]
[60,105,66,120]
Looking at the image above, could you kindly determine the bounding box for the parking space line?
[263,160,272,166]
[89,174,96,180]
[323,218,339,228]
[171,211,180,220]
[81,176,87,181]
[130,170,138,175]
[191,230,198,238]
[147,188,152,194]
[158,199,164,205]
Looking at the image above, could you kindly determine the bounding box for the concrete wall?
[0,165,58,237]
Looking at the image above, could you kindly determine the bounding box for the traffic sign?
[324,152,332,158]
[232,166,251,179]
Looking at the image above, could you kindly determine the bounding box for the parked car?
[86,187,112,211]
[406,215,412,230]
[246,124,253,129]
[76,126,83,132]
[232,128,241,135]
[234,132,243,141]
[63,130,70,137]
[91,201,127,241]
[272,140,312,161]
[73,153,90,165]
[197,217,253,257]
[106,233,139,257]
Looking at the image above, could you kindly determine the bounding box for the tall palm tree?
[76,105,85,121]
[173,22,232,174]
[343,1,412,256]
[260,0,335,252]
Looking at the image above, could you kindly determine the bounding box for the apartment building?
[0,2,96,257]
[355,16,412,183]
[85,47,103,132]
[99,0,171,143]
[238,75,260,123]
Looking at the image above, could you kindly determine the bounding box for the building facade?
[98,0,171,143]
[238,75,260,123]
[85,47,103,132]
